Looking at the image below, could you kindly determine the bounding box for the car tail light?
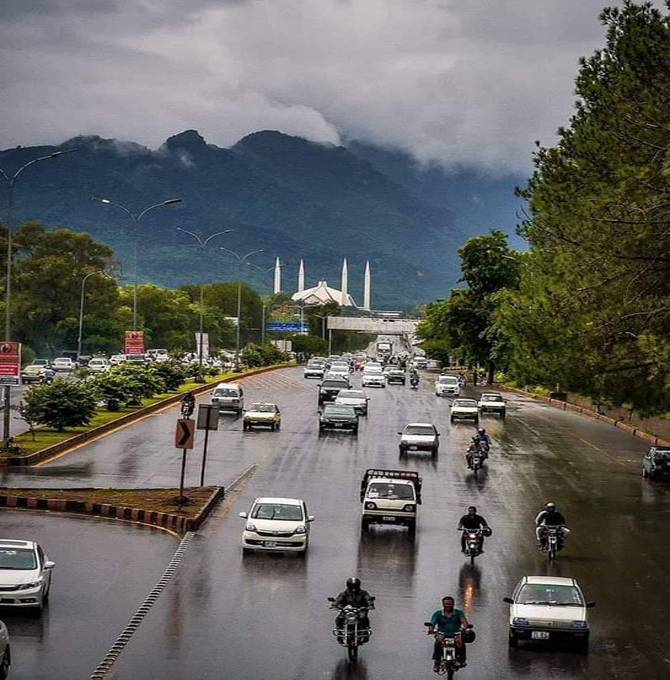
[365,502,377,510]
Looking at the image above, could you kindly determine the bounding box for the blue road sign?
[266,322,308,333]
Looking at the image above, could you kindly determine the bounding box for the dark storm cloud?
[0,0,639,171]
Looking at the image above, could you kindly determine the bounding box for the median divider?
[3,363,293,467]
[499,384,670,448]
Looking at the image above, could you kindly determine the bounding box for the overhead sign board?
[124,330,145,355]
[327,317,420,334]
[0,342,21,386]
[175,418,195,449]
[266,322,308,333]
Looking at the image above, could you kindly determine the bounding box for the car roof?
[523,576,577,586]
[215,382,241,389]
[0,539,35,549]
[254,497,302,505]
[406,422,435,427]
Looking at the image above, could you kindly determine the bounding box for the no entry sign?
[124,330,145,355]
[0,342,21,386]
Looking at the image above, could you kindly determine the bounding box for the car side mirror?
[503,597,514,604]
[238,512,248,519]
[327,597,335,602]
[586,601,596,608]
[423,622,432,627]
[307,515,315,522]
[397,432,402,435]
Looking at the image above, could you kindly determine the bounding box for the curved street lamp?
[78,270,114,359]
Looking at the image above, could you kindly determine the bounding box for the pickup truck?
[360,469,422,534]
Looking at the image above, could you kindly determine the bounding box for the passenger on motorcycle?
[465,436,486,469]
[457,506,491,553]
[427,596,470,671]
[535,502,569,548]
[476,427,491,454]
[334,577,374,639]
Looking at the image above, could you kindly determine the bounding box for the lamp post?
[92,196,181,329]
[77,270,112,359]
[220,247,264,369]
[1,148,74,447]
[176,227,234,371]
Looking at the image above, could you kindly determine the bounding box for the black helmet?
[546,502,556,510]
[346,577,361,592]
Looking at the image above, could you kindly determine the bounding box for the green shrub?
[23,379,97,431]
[149,361,188,391]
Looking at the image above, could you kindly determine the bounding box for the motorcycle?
[410,377,420,390]
[461,528,483,565]
[541,526,566,561]
[328,597,374,662]
[180,398,195,419]
[424,624,474,678]
[466,443,486,477]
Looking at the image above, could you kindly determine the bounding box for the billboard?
[0,342,21,386]
[124,330,145,355]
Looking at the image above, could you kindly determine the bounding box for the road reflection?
[330,657,369,679]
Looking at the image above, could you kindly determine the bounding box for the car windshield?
[307,361,324,367]
[482,394,503,402]
[214,388,239,397]
[338,391,364,399]
[252,503,303,521]
[517,584,584,606]
[0,548,37,570]
[250,404,275,412]
[653,450,670,460]
[454,400,477,407]
[322,381,347,388]
[324,405,355,416]
[54,358,70,363]
[32,360,48,366]
[405,425,435,436]
[367,482,414,500]
[364,367,383,374]
[439,376,458,383]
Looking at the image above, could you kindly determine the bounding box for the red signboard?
[175,419,195,449]
[0,342,21,385]
[124,330,145,355]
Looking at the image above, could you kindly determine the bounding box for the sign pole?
[174,417,196,510]
[200,426,210,487]
[178,448,187,509]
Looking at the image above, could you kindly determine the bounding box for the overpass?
[326,316,420,354]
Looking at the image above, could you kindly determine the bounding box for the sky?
[0,0,633,172]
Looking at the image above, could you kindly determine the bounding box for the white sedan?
[450,398,480,423]
[478,392,506,417]
[52,357,76,372]
[504,576,595,650]
[0,539,55,611]
[239,497,314,554]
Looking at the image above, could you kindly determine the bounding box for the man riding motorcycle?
[465,436,487,469]
[410,368,420,388]
[535,502,569,549]
[427,596,470,672]
[457,506,491,553]
[334,577,374,640]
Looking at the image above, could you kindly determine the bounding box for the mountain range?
[0,130,524,308]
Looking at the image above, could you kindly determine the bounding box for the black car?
[642,446,670,480]
[319,404,358,434]
[318,378,349,405]
[385,368,406,385]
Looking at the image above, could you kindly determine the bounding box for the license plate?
[382,516,395,521]
[532,631,550,640]
[263,541,277,547]
[410,445,418,450]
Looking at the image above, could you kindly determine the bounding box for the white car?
[435,374,460,397]
[243,403,281,431]
[109,354,126,365]
[87,357,110,373]
[0,619,9,679]
[478,392,506,417]
[147,349,169,362]
[304,360,326,379]
[52,357,76,372]
[0,539,54,611]
[360,468,421,534]
[504,576,595,650]
[327,362,351,380]
[335,389,369,415]
[362,367,386,388]
[450,398,480,423]
[239,497,314,554]
[398,423,440,456]
[412,356,428,369]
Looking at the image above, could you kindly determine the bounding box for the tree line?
[419,2,670,416]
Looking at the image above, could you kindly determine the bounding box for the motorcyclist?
[410,368,420,387]
[334,577,374,639]
[457,506,491,553]
[535,502,569,549]
[427,596,470,671]
[475,427,491,455]
[180,392,196,418]
[465,436,485,469]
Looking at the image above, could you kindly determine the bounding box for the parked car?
[335,389,369,415]
[398,423,440,456]
[319,403,359,434]
[52,357,76,372]
[243,403,281,431]
[0,539,55,611]
[125,354,147,365]
[435,374,460,397]
[0,619,9,679]
[21,364,48,384]
[642,446,670,480]
[109,354,126,365]
[211,382,244,414]
[450,398,480,423]
[478,392,506,417]
[239,497,314,554]
[87,357,111,374]
[504,576,595,650]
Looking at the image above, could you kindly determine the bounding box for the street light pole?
[176,228,234,373]
[220,247,264,369]
[77,270,111,359]
[1,149,74,447]
[93,196,182,329]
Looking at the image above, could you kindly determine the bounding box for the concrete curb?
[0,486,224,535]
[499,384,670,448]
[4,363,293,467]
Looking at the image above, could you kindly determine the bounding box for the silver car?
[0,539,54,611]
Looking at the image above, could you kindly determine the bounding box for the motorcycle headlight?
[365,502,377,510]
[245,522,257,532]
[294,525,306,534]
[18,579,43,590]
[512,617,529,626]
[403,504,415,512]
[573,620,587,629]
[468,533,478,539]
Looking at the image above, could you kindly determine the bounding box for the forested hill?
[0,129,522,308]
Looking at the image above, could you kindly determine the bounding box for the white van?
[211,382,245,414]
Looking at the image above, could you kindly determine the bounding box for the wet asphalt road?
[15,366,657,680]
[0,511,175,680]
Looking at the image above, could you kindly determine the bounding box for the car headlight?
[573,620,587,629]
[512,617,529,626]
[365,502,377,510]
[403,504,416,512]
[245,522,257,532]
[18,579,43,590]
[294,525,306,534]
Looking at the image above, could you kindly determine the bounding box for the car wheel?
[270,423,276,431]
[450,416,455,423]
[352,426,359,435]
[361,518,370,533]
[0,647,9,680]
[407,520,416,537]
[474,417,479,425]
[508,632,518,648]
[276,421,281,430]
[575,636,589,653]
[431,446,438,456]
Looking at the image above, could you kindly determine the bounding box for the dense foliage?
[23,379,97,431]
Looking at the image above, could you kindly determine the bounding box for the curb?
[4,363,293,467]
[499,384,670,448]
[0,486,224,535]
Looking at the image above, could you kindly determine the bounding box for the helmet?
[546,502,556,510]
[477,427,486,435]
[346,577,361,592]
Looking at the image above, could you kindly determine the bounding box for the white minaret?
[298,259,305,292]
[363,260,371,310]
[341,258,348,302]
[273,257,281,294]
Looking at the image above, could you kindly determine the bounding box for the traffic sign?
[175,418,195,449]
[266,322,308,333]
[197,404,219,431]
[124,330,145,355]
[0,342,21,386]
